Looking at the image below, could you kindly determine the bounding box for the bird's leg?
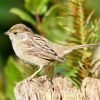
[28,67,43,81]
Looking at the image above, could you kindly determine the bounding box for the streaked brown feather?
[23,34,61,61]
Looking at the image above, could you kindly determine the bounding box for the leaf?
[10,8,36,25]
[65,67,79,77]
[0,91,6,100]
[0,75,6,100]
[41,5,69,43]
[24,0,49,15]
[4,57,24,100]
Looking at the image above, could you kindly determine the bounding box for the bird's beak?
[4,31,10,35]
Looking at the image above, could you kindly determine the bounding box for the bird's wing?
[24,34,61,61]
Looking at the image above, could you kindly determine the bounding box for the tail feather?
[72,44,100,50]
[63,43,100,56]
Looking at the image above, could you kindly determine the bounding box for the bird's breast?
[12,41,25,58]
[11,41,50,67]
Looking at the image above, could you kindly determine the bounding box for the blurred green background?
[0,0,100,100]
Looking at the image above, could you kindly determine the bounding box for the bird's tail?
[63,43,100,56]
[72,44,100,50]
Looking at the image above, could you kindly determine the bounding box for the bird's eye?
[13,32,17,35]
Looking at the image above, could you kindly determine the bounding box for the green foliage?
[41,5,68,43]
[60,0,100,84]
[0,75,6,100]
[0,92,6,100]
[24,0,49,15]
[4,57,24,100]
[10,8,36,25]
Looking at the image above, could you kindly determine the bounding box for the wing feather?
[23,34,61,61]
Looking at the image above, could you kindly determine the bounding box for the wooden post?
[14,76,100,100]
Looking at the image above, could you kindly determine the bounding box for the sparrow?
[5,24,99,79]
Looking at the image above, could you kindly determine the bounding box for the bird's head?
[5,24,33,41]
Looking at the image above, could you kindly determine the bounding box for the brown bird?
[5,24,99,79]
